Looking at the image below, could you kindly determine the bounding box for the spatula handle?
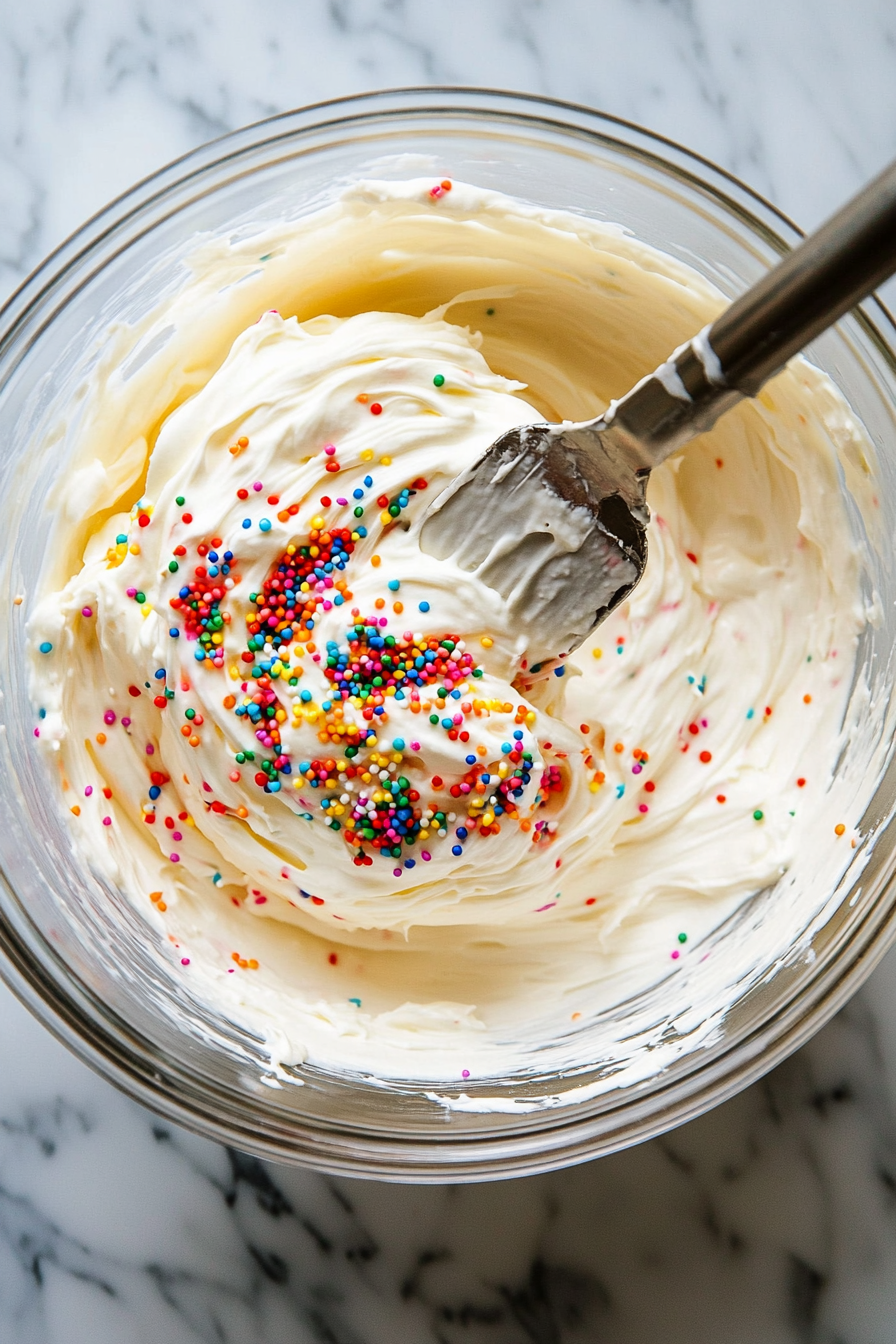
[603,158,896,468]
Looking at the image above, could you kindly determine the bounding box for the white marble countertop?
[2,2,896,1340]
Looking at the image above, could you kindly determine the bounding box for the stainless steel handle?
[602,158,896,469]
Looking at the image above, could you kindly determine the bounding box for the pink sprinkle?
[126,587,137,598]
[81,607,93,617]
[378,617,388,628]
[671,949,680,960]
[322,600,333,611]
[104,711,116,726]
[170,853,180,863]
[324,443,337,456]
[462,1068,470,1079]
[181,958,190,966]
[254,895,267,904]
[336,497,348,506]
[393,868,402,877]
[228,967,235,973]
[430,186,443,198]
[421,851,431,861]
[172,831,182,841]
[639,804,649,814]
[121,717,131,728]
[252,482,263,492]
[145,744,155,755]
[102,816,112,826]
[632,763,642,774]
[84,785,93,797]
[33,727,39,737]
[410,741,421,751]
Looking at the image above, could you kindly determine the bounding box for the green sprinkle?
[354,506,364,517]
[349,997,361,1007]
[677,932,688,944]
[486,307,495,315]
[168,560,179,573]
[175,495,185,507]
[753,809,764,821]
[185,707,196,720]
[433,373,445,387]
[135,591,145,604]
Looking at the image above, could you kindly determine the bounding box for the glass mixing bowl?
[1,89,895,1182]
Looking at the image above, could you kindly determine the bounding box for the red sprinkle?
[370,403,383,416]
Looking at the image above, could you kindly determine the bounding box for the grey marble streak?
[2,1,896,1342]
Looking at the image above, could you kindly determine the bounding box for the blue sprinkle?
[259,518,272,532]
[451,844,463,856]
[353,488,364,499]
[747,708,755,719]
[441,717,453,729]
[334,594,344,605]
[553,665,566,677]
[38,708,46,719]
[364,475,373,487]
[241,518,251,529]
[149,785,161,800]
[501,742,512,754]
[404,859,416,869]
[212,873,222,886]
[154,669,166,680]
[465,754,476,765]
[38,642,53,654]
[356,526,368,538]
[456,826,468,839]
[194,649,205,661]
[387,579,400,591]
[688,675,696,684]
[349,997,361,1006]
[170,629,180,642]
[300,689,312,702]
[392,737,405,750]
[418,600,430,613]
[616,783,625,798]
[513,730,523,740]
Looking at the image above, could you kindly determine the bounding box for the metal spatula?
[420,159,896,669]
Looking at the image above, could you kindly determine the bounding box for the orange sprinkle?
[150,891,163,903]
[441,179,452,191]
[699,750,712,763]
[180,725,191,737]
[370,554,381,567]
[248,959,259,970]
[70,805,81,816]
[613,742,624,754]
[803,694,812,704]
[236,806,248,818]
[157,901,167,912]
[375,597,385,610]
[189,734,200,747]
[223,694,236,709]
[580,724,590,734]
[715,458,724,468]
[393,601,404,614]
[834,823,846,836]
[571,1011,582,1021]
[356,393,369,404]
[95,732,106,745]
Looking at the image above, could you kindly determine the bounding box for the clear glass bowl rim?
[2,86,896,1183]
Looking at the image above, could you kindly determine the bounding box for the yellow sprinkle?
[480,636,493,648]
[589,780,602,792]
[380,511,391,525]
[141,604,152,617]
[380,455,392,465]
[592,647,603,659]
[229,664,240,680]
[13,595,23,606]
[310,515,325,529]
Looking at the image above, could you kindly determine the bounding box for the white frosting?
[28,179,870,1084]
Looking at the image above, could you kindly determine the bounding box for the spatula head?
[419,421,649,668]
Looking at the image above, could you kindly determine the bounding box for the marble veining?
[1,1,896,1340]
